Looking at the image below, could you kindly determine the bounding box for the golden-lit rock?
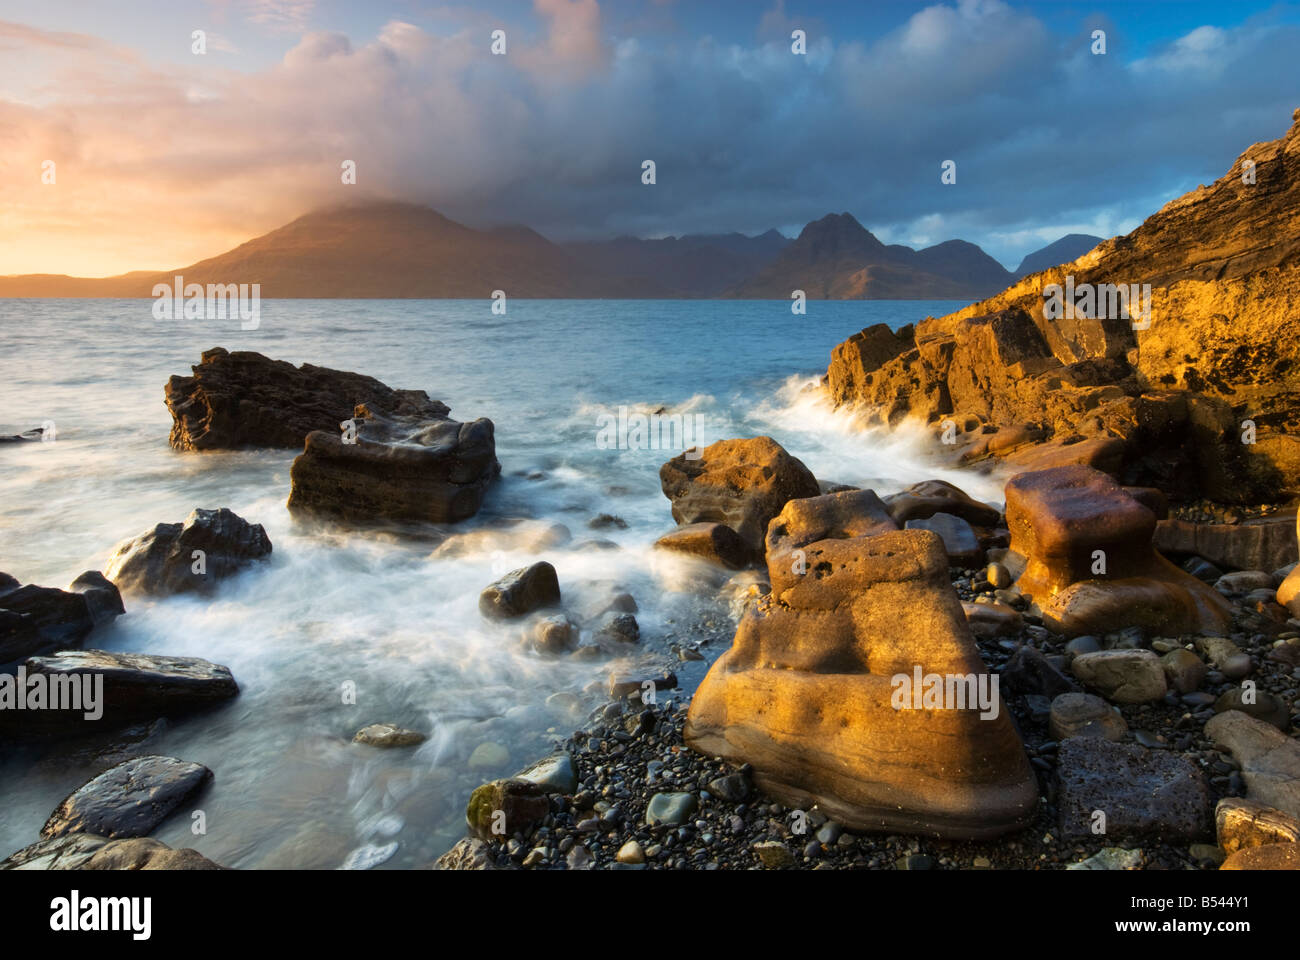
[1005,465,1231,636]
[684,528,1036,839]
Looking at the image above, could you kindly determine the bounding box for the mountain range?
[0,201,1104,301]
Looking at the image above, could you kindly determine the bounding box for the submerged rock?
[42,756,213,840]
[685,527,1036,839]
[352,723,427,748]
[105,507,271,596]
[660,436,819,554]
[479,562,561,620]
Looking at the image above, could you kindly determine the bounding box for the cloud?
[2,3,1299,276]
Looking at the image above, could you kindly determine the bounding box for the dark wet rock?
[105,508,271,596]
[1055,737,1212,840]
[1213,688,1291,730]
[479,562,561,620]
[654,522,752,570]
[706,772,752,803]
[593,612,639,645]
[0,572,124,664]
[42,756,213,840]
[1,833,224,870]
[1002,644,1078,699]
[353,723,427,748]
[167,346,449,450]
[588,514,628,530]
[17,650,239,730]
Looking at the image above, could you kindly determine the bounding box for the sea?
[0,297,1008,867]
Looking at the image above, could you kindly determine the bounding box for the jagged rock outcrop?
[825,108,1300,503]
[167,348,499,524]
[105,508,271,596]
[0,572,124,664]
[1006,465,1232,636]
[660,437,819,554]
[685,515,1036,840]
[166,347,449,450]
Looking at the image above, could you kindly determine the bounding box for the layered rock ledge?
[825,108,1300,503]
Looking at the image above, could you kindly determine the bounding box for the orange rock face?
[660,437,820,553]
[824,108,1300,503]
[685,519,1036,839]
[1005,465,1232,636]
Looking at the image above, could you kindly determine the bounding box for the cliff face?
[826,108,1300,504]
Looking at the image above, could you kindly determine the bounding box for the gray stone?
[1049,692,1128,742]
[904,513,982,566]
[645,792,697,827]
[1207,711,1300,819]
[515,752,578,794]
[1070,649,1167,704]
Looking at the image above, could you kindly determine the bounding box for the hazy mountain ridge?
[0,202,1094,300]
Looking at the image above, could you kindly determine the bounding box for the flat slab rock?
[42,756,213,840]
[22,650,239,726]
[1,832,223,870]
[1055,737,1212,840]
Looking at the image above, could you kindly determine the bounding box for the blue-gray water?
[0,297,1003,868]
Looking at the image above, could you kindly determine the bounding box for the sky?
[2,0,1299,276]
